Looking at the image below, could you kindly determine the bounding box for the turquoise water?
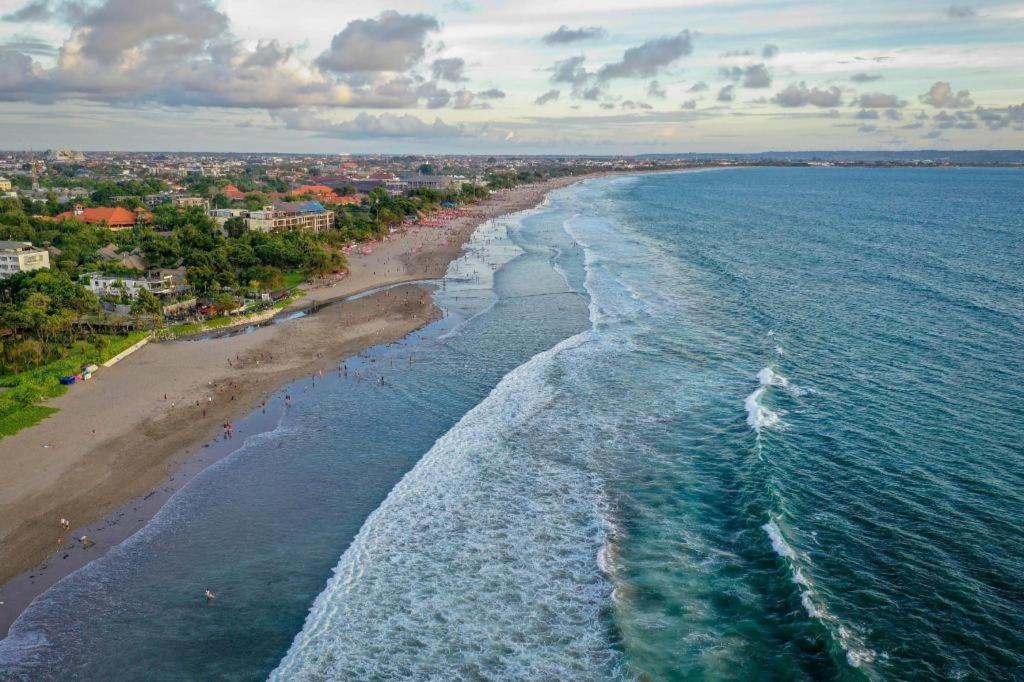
[3,168,1023,680]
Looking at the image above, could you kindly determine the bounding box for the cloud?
[597,31,693,80]
[317,11,439,73]
[773,82,843,107]
[858,124,879,133]
[542,25,606,45]
[762,44,779,59]
[884,108,902,120]
[947,4,976,18]
[647,80,666,99]
[452,90,477,109]
[70,0,228,65]
[855,109,879,119]
[0,35,57,56]
[743,63,771,88]
[721,49,753,57]
[680,99,697,109]
[919,81,973,108]
[0,3,482,110]
[2,0,63,22]
[432,57,467,82]
[851,72,882,83]
[853,92,905,108]
[620,100,652,110]
[550,55,587,85]
[477,88,505,99]
[974,103,1024,130]
[717,84,735,102]
[535,89,560,105]
[273,110,464,139]
[687,81,708,93]
[720,63,771,88]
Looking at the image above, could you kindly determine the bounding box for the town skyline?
[1,0,1023,154]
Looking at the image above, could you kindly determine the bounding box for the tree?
[132,287,163,318]
[212,293,240,314]
[223,216,247,238]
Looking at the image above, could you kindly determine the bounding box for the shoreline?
[0,174,588,636]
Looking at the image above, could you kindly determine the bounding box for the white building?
[85,272,174,299]
[0,241,50,278]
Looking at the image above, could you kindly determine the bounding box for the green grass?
[0,331,148,440]
[282,270,308,289]
[0,405,59,437]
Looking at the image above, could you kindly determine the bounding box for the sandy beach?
[0,175,585,633]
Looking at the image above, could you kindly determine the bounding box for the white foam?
[762,519,878,669]
[745,386,783,433]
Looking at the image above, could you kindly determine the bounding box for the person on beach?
[60,517,70,531]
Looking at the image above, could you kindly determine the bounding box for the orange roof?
[55,206,149,228]
[291,184,340,201]
[222,183,246,200]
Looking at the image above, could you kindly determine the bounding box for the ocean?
[2,168,1022,680]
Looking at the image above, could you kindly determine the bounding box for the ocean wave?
[270,331,621,681]
[745,385,784,434]
[762,519,877,669]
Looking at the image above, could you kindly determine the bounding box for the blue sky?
[0,0,1022,153]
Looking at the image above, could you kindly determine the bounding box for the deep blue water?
[2,168,1023,680]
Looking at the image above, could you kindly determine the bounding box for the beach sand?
[0,176,584,634]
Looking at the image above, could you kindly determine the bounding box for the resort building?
[54,205,153,230]
[85,272,175,299]
[0,241,50,278]
[244,201,334,233]
[401,175,463,191]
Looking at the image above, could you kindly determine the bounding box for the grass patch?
[0,404,59,437]
[0,331,149,440]
[282,270,308,289]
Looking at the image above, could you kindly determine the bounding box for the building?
[55,205,152,229]
[244,201,333,233]
[0,241,50,278]
[172,196,211,210]
[208,207,246,229]
[221,183,246,201]
[45,149,86,164]
[290,184,341,203]
[0,176,11,192]
[85,272,175,299]
[401,175,462,191]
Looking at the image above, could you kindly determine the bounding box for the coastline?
[0,174,586,635]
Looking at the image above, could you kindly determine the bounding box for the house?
[244,201,334,233]
[0,241,50,278]
[221,183,246,200]
[97,243,147,271]
[85,272,175,299]
[0,176,12,192]
[55,205,152,230]
[172,196,211,211]
[290,184,341,203]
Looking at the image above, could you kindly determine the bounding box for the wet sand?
[0,175,585,634]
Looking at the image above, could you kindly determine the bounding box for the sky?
[0,0,1022,154]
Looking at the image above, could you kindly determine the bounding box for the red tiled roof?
[222,183,246,200]
[55,206,149,227]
